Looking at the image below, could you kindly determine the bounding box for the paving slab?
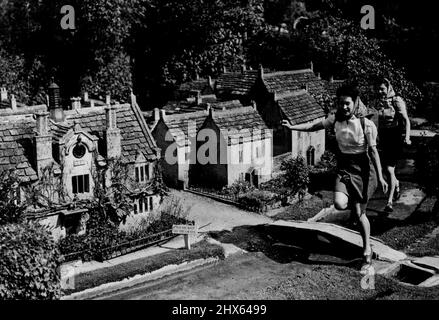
[271,220,407,262]
[412,256,439,272]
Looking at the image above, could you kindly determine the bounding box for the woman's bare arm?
[369,146,388,194]
[281,119,325,132]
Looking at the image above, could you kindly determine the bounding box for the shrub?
[0,222,61,300]
[238,190,278,212]
[0,169,25,226]
[220,180,255,197]
[281,156,310,201]
[310,151,337,174]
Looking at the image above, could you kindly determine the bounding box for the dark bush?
[0,222,61,300]
[220,180,255,196]
[238,190,278,212]
[281,156,310,201]
[416,135,439,197]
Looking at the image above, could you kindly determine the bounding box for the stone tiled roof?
[159,111,208,146]
[0,116,39,181]
[209,106,272,144]
[263,69,326,97]
[0,101,158,182]
[179,79,215,95]
[276,90,325,126]
[60,103,158,162]
[216,70,259,97]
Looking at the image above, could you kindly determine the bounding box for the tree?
[0,169,25,226]
[281,156,310,201]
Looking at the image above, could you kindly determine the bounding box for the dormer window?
[135,163,150,183]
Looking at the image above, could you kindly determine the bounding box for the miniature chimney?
[310,61,314,71]
[160,109,167,121]
[0,87,7,101]
[34,111,53,175]
[48,81,64,122]
[71,97,81,110]
[241,64,247,74]
[251,100,257,111]
[83,91,89,102]
[195,91,202,105]
[10,94,17,110]
[90,100,95,108]
[130,90,137,106]
[105,105,121,159]
[258,64,264,79]
[316,72,321,79]
[106,94,111,105]
[153,108,160,122]
[207,103,213,118]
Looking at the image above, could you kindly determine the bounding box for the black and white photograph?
[1,0,439,308]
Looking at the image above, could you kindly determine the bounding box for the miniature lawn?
[62,240,225,295]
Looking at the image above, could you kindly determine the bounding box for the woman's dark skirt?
[335,152,377,204]
[378,126,403,167]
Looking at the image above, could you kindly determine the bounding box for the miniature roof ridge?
[275,89,309,100]
[264,68,314,78]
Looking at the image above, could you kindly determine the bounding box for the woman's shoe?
[384,202,393,213]
[360,249,373,274]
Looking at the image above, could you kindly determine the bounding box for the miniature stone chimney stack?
[310,61,314,72]
[0,87,7,101]
[160,109,167,121]
[154,108,160,122]
[71,97,81,110]
[10,94,17,110]
[105,94,111,105]
[83,91,89,102]
[48,81,64,122]
[258,64,264,79]
[195,91,202,105]
[34,111,53,175]
[241,64,247,74]
[105,105,121,159]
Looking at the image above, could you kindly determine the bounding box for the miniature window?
[307,146,315,166]
[72,143,86,159]
[135,164,149,183]
[72,174,90,194]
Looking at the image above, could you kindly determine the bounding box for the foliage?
[59,196,190,262]
[294,14,422,111]
[310,150,337,174]
[281,156,310,201]
[220,180,255,197]
[416,135,439,197]
[0,222,61,300]
[0,169,25,226]
[238,189,278,212]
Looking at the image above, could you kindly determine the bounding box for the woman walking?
[282,85,388,272]
[374,78,411,212]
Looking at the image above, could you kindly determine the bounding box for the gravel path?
[168,189,273,233]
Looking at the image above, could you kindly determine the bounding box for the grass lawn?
[62,240,224,295]
[272,191,333,221]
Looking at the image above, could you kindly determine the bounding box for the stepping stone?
[271,220,407,262]
[412,256,439,272]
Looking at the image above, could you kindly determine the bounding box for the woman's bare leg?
[354,202,371,255]
[386,166,398,204]
[334,191,349,210]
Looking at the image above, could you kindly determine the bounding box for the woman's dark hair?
[336,84,359,101]
[374,76,390,89]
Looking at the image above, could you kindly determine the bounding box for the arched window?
[306,146,315,166]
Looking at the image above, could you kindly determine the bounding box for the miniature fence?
[186,186,271,213]
[62,229,176,262]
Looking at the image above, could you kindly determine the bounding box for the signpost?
[172,224,198,249]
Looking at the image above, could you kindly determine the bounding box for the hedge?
[0,222,61,300]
